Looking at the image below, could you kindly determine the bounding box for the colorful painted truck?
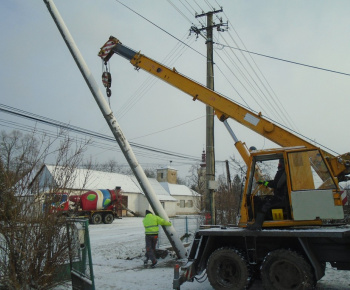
[50,187,122,224]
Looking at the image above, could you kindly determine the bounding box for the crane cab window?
[287,150,336,191]
[248,156,284,198]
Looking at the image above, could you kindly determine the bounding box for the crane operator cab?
[240,146,345,228]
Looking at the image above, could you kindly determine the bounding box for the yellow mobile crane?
[99,37,350,289]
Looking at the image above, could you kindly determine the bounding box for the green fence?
[66,218,95,290]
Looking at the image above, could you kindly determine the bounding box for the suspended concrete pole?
[43,0,187,259]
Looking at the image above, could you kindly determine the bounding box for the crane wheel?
[91,213,102,224]
[206,247,250,290]
[260,249,315,290]
[103,213,114,224]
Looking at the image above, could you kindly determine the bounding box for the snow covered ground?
[62,217,350,289]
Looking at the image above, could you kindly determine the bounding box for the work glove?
[258,180,269,186]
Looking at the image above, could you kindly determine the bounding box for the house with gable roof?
[31,164,201,217]
[156,166,201,215]
[160,182,201,215]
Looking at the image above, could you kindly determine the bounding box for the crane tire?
[207,247,250,290]
[91,213,102,224]
[103,213,114,224]
[261,249,315,290]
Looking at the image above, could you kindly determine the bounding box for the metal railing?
[157,215,204,248]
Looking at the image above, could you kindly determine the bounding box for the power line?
[129,115,205,140]
[215,42,350,77]
[115,0,206,58]
[0,104,206,162]
[115,33,194,119]
[114,0,347,135]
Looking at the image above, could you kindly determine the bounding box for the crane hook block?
[106,88,112,98]
[102,71,112,98]
[102,71,112,88]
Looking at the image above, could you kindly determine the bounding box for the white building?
[31,164,200,217]
[160,182,201,215]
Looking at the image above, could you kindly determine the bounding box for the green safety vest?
[143,213,171,235]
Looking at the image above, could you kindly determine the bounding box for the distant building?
[157,166,177,184]
[160,182,201,215]
[156,165,201,215]
[30,164,200,217]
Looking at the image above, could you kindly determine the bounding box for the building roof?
[37,165,177,201]
[157,166,178,171]
[159,182,200,197]
[130,176,176,201]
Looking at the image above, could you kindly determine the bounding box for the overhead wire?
[0,104,224,164]
[215,31,298,130]
[193,0,205,13]
[214,34,287,124]
[178,0,197,20]
[177,0,287,125]
[0,111,232,176]
[204,0,215,10]
[210,18,293,129]
[115,0,206,58]
[129,115,205,140]
[116,0,348,129]
[171,0,207,34]
[167,0,193,24]
[114,0,291,137]
[187,0,298,130]
[216,41,350,78]
[212,0,299,130]
[115,32,195,119]
[112,0,342,158]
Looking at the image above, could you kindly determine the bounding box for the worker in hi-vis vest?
[142,210,171,268]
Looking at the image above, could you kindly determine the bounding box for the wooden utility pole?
[192,8,227,225]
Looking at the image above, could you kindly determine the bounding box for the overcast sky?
[1,0,350,180]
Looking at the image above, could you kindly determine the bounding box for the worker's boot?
[151,260,158,268]
[247,212,265,231]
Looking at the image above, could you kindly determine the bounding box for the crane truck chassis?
[98,37,350,289]
[173,224,350,289]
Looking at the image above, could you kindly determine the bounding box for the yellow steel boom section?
[98,36,350,179]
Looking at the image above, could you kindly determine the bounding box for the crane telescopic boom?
[98,36,350,180]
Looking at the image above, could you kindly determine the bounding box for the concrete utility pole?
[43,0,187,259]
[192,8,227,225]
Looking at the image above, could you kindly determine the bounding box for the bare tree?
[102,159,119,173]
[186,164,206,213]
[0,129,90,288]
[143,167,156,178]
[214,173,243,225]
[177,176,187,185]
[0,130,43,186]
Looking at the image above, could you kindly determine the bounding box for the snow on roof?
[44,165,140,193]
[42,165,177,201]
[157,166,177,171]
[130,176,177,201]
[159,182,200,197]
